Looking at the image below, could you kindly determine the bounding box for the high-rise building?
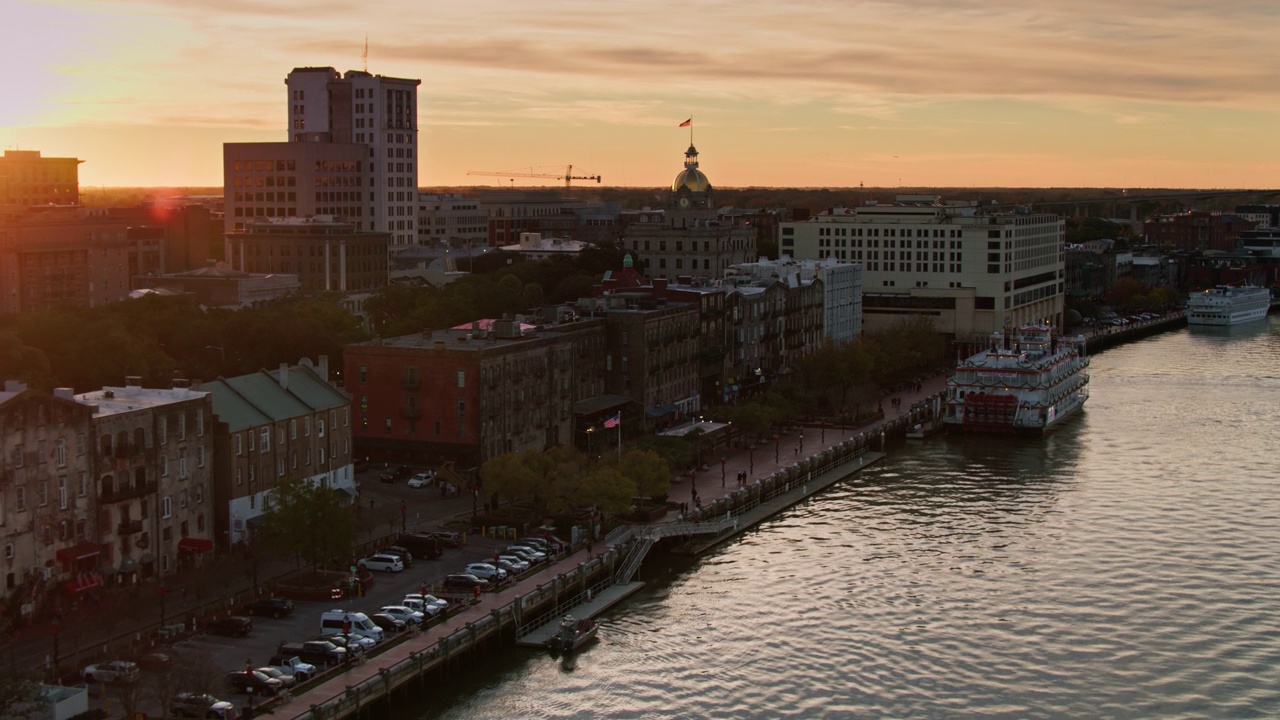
[0,150,82,211]
[285,67,421,248]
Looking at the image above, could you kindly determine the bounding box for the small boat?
[546,614,599,653]
[905,422,941,440]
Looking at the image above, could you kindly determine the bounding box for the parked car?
[495,553,531,571]
[509,543,548,562]
[380,545,414,567]
[442,573,487,591]
[82,660,140,684]
[370,613,407,635]
[403,593,450,614]
[428,530,462,548]
[267,654,316,681]
[246,596,295,618]
[314,633,369,655]
[491,557,526,577]
[255,666,295,688]
[357,553,404,573]
[394,533,443,559]
[170,692,241,719]
[378,605,425,626]
[504,546,545,564]
[279,641,345,668]
[379,465,411,483]
[224,669,284,697]
[207,615,254,637]
[407,471,435,489]
[137,651,174,672]
[463,562,507,582]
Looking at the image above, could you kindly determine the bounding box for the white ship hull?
[1187,286,1272,326]
[944,324,1090,434]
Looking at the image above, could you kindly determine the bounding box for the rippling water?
[408,319,1280,719]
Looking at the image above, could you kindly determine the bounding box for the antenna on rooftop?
[363,35,368,72]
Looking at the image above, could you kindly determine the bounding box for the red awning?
[55,541,102,565]
[63,571,103,594]
[177,537,214,554]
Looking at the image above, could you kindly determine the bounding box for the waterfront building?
[344,314,606,467]
[780,195,1064,336]
[223,217,389,292]
[204,359,354,548]
[0,382,95,621]
[74,379,216,581]
[622,144,756,279]
[727,256,862,343]
[722,271,825,402]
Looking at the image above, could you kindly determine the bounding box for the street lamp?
[748,444,755,475]
[821,420,826,444]
[586,426,596,458]
[773,435,779,463]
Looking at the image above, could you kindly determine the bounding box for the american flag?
[603,412,621,429]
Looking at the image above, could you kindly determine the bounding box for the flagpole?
[617,412,622,462]
[689,116,693,145]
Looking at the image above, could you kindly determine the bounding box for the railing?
[116,519,144,536]
[614,537,653,584]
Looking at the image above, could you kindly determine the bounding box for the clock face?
[679,197,690,208]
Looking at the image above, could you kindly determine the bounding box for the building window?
[55,438,67,468]
[178,413,186,440]
[160,454,169,477]
[78,472,87,497]
[277,426,285,445]
[235,434,242,455]
[15,487,25,512]
[197,446,205,468]
[260,428,270,452]
[290,419,297,439]
[318,419,326,438]
[359,365,367,382]
[162,496,172,518]
[236,467,243,486]
[159,418,167,446]
[278,458,285,477]
[38,482,47,507]
[457,370,465,388]
[305,417,311,436]
[456,400,465,418]
[196,410,204,437]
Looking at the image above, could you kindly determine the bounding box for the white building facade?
[780,195,1064,338]
[727,257,863,343]
[416,194,489,247]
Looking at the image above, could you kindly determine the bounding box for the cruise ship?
[1187,286,1272,326]
[943,323,1090,433]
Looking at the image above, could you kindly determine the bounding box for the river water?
[406,318,1280,719]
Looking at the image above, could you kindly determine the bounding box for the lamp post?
[798,432,804,454]
[773,435,779,463]
[748,444,755,475]
[586,426,596,459]
[820,420,826,444]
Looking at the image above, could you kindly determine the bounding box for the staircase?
[614,515,739,585]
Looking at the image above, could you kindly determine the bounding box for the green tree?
[257,477,356,568]
[0,332,54,390]
[619,449,671,500]
[521,282,545,311]
[576,464,635,516]
[479,452,537,509]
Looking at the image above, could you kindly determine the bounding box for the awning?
[63,572,103,594]
[56,541,102,565]
[177,537,214,554]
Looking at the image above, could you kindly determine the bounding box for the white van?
[319,610,384,644]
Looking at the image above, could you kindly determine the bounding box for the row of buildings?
[0,360,354,624]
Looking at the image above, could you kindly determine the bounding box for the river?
[403,317,1280,719]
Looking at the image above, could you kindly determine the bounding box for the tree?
[576,465,635,516]
[521,282,545,311]
[257,477,357,568]
[479,453,537,510]
[619,450,671,500]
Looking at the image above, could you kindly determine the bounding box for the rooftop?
[75,385,208,417]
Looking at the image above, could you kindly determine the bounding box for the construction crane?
[467,164,601,188]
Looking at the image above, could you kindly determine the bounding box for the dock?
[515,581,645,647]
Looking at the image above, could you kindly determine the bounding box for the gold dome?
[671,168,711,193]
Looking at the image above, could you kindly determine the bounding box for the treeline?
[0,246,633,393]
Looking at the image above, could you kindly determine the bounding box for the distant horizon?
[5,1,1278,190]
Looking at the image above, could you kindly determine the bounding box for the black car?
[245,596,295,618]
[207,615,253,637]
[370,613,407,635]
[394,533,443,559]
[280,640,346,668]
[442,573,486,591]
[224,669,283,697]
[379,465,411,483]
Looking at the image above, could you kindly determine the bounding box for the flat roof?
[75,386,207,417]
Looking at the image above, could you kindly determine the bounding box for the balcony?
[100,480,157,504]
[400,407,421,419]
[116,519,144,536]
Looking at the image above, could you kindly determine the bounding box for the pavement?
[22,373,951,687]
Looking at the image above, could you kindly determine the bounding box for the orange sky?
[3,0,1278,190]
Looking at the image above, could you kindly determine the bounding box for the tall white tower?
[285,67,421,247]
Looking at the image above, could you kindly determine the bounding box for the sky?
[3,0,1279,190]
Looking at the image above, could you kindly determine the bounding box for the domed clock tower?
[670,144,714,216]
